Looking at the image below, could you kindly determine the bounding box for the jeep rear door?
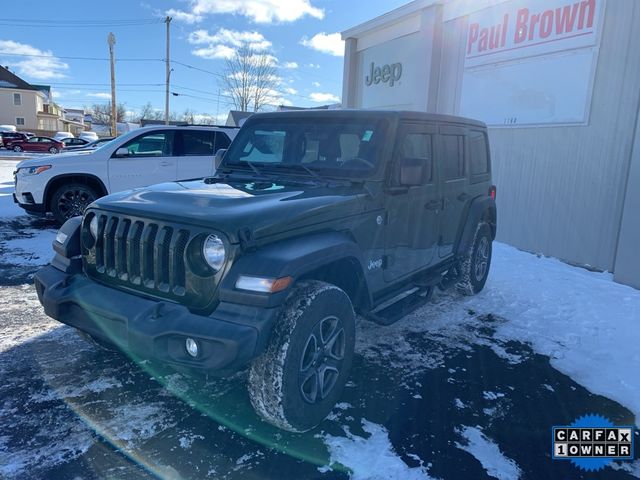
[436,125,469,258]
[176,130,232,180]
[383,123,441,283]
[108,130,178,192]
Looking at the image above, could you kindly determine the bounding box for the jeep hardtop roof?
[245,109,486,128]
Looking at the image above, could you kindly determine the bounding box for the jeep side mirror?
[114,147,129,158]
[214,148,227,170]
[399,157,423,186]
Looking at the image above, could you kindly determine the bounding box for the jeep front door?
[383,123,441,283]
[108,130,178,193]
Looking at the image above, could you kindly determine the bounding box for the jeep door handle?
[457,193,470,202]
[159,161,172,167]
[425,200,441,210]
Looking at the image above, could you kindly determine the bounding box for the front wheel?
[456,222,493,295]
[50,183,98,224]
[248,281,355,432]
[13,145,22,152]
[49,147,59,154]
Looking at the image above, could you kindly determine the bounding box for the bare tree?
[88,102,127,125]
[220,46,278,112]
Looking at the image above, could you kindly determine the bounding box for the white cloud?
[301,32,344,57]
[282,87,298,95]
[312,81,321,87]
[281,61,298,69]
[0,40,68,80]
[307,63,320,69]
[189,28,273,60]
[86,92,112,99]
[309,92,340,103]
[170,0,324,24]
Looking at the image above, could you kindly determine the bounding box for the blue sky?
[0,0,408,122]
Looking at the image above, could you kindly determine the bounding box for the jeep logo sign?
[365,62,402,87]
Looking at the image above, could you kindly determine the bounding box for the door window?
[401,132,433,183]
[214,132,231,151]
[180,130,215,156]
[442,134,465,180]
[121,131,173,157]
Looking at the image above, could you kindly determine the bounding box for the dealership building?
[341,0,640,289]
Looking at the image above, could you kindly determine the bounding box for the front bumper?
[13,193,46,214]
[34,265,280,373]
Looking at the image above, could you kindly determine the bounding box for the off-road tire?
[456,221,492,295]
[50,183,98,224]
[248,281,356,432]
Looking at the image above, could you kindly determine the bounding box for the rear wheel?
[13,145,22,152]
[50,183,98,224]
[48,146,59,154]
[248,281,355,432]
[456,222,492,295]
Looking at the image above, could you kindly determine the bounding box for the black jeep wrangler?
[35,110,496,432]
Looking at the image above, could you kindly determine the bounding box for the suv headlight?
[202,234,225,272]
[19,165,52,175]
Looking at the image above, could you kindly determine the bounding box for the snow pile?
[455,426,521,480]
[464,244,640,426]
[322,419,434,480]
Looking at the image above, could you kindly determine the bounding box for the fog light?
[185,338,199,357]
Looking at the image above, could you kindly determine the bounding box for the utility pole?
[165,16,172,125]
[108,32,117,137]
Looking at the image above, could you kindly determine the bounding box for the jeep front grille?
[84,212,218,310]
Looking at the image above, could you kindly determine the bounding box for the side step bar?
[365,286,434,326]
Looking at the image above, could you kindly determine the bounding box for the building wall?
[343,0,640,287]
[0,88,40,130]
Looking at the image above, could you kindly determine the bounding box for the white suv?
[13,125,238,223]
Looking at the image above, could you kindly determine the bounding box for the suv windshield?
[223,118,388,178]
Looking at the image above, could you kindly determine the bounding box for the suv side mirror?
[114,147,129,158]
[399,157,424,186]
[214,148,227,170]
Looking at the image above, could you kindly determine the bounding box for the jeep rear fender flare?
[455,196,497,257]
[218,231,369,308]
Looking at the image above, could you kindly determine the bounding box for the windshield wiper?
[270,163,328,184]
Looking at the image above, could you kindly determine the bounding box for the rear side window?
[401,132,433,182]
[215,132,231,151]
[469,130,489,175]
[181,130,215,156]
[442,134,465,180]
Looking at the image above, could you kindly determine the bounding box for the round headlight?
[202,234,225,272]
[89,215,99,239]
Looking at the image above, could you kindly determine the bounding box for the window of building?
[469,131,489,175]
[13,93,21,106]
[16,117,25,126]
[442,134,465,180]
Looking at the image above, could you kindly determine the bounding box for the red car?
[8,136,64,154]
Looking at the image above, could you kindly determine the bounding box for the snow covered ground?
[0,159,638,479]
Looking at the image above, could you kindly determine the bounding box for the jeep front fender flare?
[218,231,368,308]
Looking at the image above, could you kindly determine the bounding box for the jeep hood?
[91,179,366,243]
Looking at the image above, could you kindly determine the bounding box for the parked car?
[14,125,238,222]
[65,137,114,151]
[8,136,64,154]
[1,131,30,148]
[79,131,99,142]
[61,137,90,148]
[34,110,497,432]
[53,132,74,141]
[0,124,16,132]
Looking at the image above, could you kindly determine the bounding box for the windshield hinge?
[238,228,257,251]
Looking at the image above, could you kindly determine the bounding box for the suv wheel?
[13,145,22,152]
[248,281,355,432]
[456,221,492,295]
[48,146,59,154]
[50,183,98,224]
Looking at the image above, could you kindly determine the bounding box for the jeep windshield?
[222,118,388,179]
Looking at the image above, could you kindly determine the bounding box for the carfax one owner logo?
[553,414,635,472]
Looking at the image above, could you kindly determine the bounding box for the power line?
[0,51,163,62]
[0,19,163,28]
